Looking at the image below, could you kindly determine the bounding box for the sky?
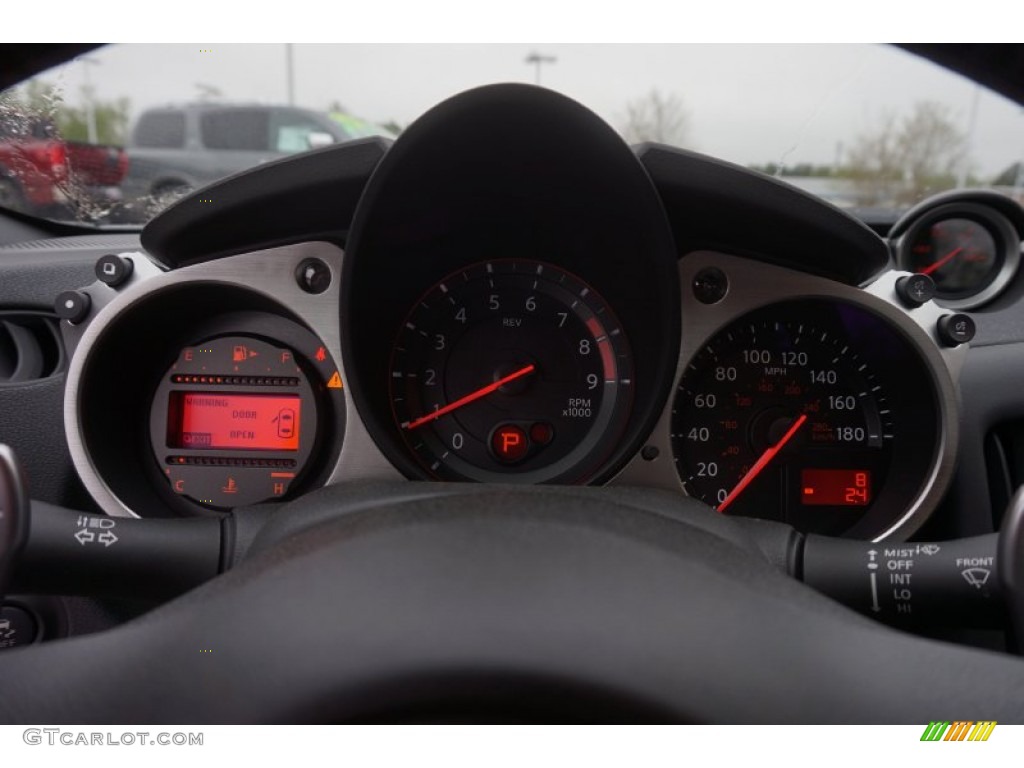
[24,43,1024,179]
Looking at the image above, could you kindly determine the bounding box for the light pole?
[79,56,100,144]
[285,44,295,106]
[525,51,557,86]
[958,84,980,189]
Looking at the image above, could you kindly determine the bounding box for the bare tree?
[845,101,967,206]
[620,89,690,147]
[898,101,968,193]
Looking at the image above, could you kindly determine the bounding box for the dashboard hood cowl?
[139,136,392,269]
[139,86,889,287]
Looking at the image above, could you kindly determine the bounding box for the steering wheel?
[3,481,1024,723]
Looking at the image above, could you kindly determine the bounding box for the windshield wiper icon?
[961,567,991,589]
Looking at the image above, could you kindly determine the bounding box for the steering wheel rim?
[2,483,1024,723]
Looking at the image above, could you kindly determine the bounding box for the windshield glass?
[1,43,1022,226]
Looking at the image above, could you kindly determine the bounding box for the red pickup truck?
[0,110,128,219]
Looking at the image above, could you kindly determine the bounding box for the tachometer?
[670,299,939,536]
[390,259,633,482]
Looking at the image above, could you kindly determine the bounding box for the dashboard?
[26,83,1019,546]
[6,80,1024,722]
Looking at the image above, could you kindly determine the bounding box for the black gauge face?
[905,217,1000,298]
[671,300,940,536]
[390,259,634,482]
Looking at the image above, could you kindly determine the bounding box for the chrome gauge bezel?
[63,242,401,519]
[610,251,966,543]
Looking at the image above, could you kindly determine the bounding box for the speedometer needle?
[920,246,963,276]
[404,364,536,430]
[716,413,808,514]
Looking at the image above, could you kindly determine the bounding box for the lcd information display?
[800,469,871,507]
[167,392,301,451]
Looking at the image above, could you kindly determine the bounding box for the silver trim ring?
[609,251,964,542]
[62,242,402,519]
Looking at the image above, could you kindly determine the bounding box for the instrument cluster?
[57,85,1007,542]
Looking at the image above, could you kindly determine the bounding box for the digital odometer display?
[670,299,940,537]
[800,469,871,507]
[167,392,301,451]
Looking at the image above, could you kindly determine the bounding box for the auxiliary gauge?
[390,259,634,482]
[895,202,1021,309]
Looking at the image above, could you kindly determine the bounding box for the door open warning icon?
[274,408,296,439]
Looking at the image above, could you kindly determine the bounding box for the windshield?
[1,43,1022,226]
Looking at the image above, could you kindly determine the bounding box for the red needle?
[404,364,536,430]
[716,414,808,514]
[920,246,963,276]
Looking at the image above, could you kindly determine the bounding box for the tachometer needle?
[920,246,963,276]
[404,363,536,430]
[716,413,808,514]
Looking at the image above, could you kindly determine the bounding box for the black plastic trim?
[636,144,892,286]
[140,138,391,269]
[0,311,65,383]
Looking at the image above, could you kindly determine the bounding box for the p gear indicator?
[150,335,323,510]
[491,424,529,463]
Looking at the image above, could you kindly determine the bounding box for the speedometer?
[670,299,940,536]
[390,259,634,482]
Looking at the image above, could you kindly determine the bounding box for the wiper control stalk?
[801,533,1001,628]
